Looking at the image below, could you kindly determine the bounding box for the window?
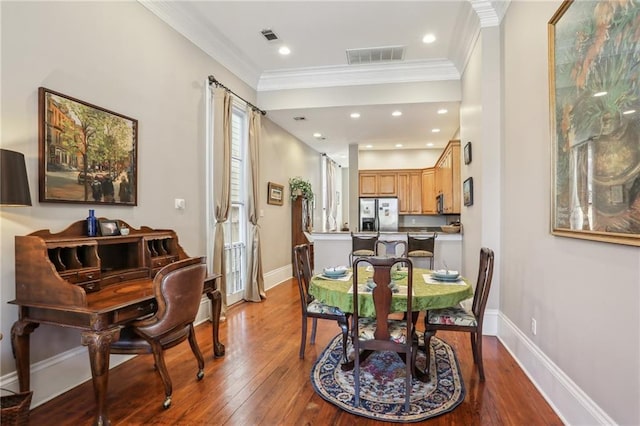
[223,105,247,304]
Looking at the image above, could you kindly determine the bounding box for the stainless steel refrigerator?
[359,197,399,232]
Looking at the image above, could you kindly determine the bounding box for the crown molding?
[138,0,261,88]
[469,0,511,27]
[257,60,460,92]
[451,2,482,73]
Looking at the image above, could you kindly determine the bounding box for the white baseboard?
[263,264,293,290]
[483,308,498,336]
[0,346,134,409]
[497,312,615,425]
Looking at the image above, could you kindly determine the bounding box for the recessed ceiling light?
[279,46,291,55]
[422,34,436,44]
[432,128,441,133]
[437,109,448,114]
[350,112,360,118]
[313,132,322,138]
[426,143,434,147]
[392,111,402,117]
[395,144,403,148]
[365,144,373,148]
[623,109,636,115]
[593,91,607,97]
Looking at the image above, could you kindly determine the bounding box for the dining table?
[309,266,473,317]
[309,266,473,380]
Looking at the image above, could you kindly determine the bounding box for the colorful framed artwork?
[38,87,138,205]
[548,1,640,246]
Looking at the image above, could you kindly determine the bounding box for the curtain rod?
[208,75,266,116]
[322,153,342,167]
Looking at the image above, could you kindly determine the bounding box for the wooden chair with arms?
[352,256,418,413]
[423,247,495,381]
[293,244,350,364]
[349,232,378,264]
[375,239,408,258]
[110,257,207,409]
[407,232,437,269]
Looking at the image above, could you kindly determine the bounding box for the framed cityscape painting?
[38,87,138,205]
[548,1,640,246]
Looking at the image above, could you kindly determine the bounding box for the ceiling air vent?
[346,46,405,65]
[261,29,279,41]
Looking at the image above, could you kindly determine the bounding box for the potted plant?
[289,177,314,201]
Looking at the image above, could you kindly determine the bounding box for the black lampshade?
[1,149,32,206]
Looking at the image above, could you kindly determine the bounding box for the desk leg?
[81,328,120,426]
[206,289,225,357]
[11,320,39,392]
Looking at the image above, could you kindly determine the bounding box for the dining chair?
[423,247,495,381]
[349,232,378,264]
[293,244,350,364]
[110,257,207,409]
[407,232,437,269]
[375,239,408,258]
[352,256,418,413]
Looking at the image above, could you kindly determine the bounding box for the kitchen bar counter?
[310,230,462,273]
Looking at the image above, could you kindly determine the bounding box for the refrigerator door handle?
[374,199,379,231]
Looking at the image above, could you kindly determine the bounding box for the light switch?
[175,198,186,209]
[260,209,264,217]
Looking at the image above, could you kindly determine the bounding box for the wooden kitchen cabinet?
[434,140,461,214]
[421,168,437,214]
[398,170,422,214]
[358,171,397,196]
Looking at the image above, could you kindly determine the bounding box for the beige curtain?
[244,108,265,302]
[213,89,232,315]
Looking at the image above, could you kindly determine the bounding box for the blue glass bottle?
[87,209,97,237]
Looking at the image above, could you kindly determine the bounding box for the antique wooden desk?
[9,220,225,426]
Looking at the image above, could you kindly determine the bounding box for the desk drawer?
[114,300,157,324]
[78,280,101,293]
[151,255,178,269]
[101,269,149,286]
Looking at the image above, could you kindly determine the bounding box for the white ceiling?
[141,1,507,166]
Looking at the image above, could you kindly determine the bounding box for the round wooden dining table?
[309,267,473,317]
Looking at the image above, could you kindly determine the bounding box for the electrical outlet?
[531,318,537,335]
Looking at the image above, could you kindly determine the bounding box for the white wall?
[260,118,321,271]
[499,2,640,425]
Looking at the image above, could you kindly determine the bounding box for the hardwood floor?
[29,279,563,425]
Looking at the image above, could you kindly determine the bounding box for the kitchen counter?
[310,230,462,273]
[310,227,455,236]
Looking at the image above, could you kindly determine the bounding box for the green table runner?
[309,267,473,317]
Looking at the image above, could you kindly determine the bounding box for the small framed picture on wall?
[463,177,474,206]
[267,182,284,206]
[464,142,472,165]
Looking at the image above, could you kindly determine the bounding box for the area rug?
[310,335,465,422]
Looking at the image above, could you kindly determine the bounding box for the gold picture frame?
[548,1,640,246]
[267,182,284,206]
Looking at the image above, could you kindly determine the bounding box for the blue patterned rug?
[310,335,465,422]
